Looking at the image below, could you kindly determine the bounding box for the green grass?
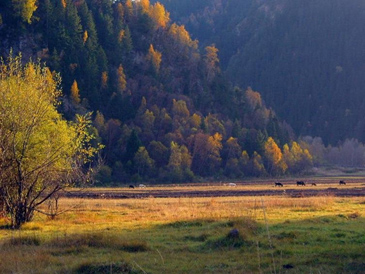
[0,192,364,273]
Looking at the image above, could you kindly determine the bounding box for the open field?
[0,178,364,273]
[64,177,365,199]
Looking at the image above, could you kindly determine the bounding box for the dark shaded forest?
[154,0,365,145]
[3,0,365,185]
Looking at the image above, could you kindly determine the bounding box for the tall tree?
[70,79,81,104]
[147,44,162,74]
[0,54,98,228]
[264,137,287,175]
[204,44,220,82]
[11,0,37,23]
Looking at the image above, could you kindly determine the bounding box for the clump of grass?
[5,235,42,246]
[50,246,86,256]
[48,233,148,252]
[76,261,136,274]
[333,232,346,238]
[119,240,148,252]
[274,231,298,240]
[348,212,361,219]
[203,218,259,250]
[217,217,259,231]
[204,228,253,250]
[162,219,214,228]
[343,262,365,272]
[183,233,209,242]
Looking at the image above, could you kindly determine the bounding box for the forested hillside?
[154,0,365,145]
[0,0,317,184]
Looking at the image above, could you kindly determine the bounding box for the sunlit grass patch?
[0,185,364,273]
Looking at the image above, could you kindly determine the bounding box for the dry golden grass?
[19,194,362,233]
[0,185,364,273]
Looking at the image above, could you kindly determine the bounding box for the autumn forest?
[1,0,364,185]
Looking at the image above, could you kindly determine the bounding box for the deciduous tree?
[12,0,37,23]
[147,44,162,74]
[0,55,98,228]
[70,79,81,104]
[264,137,287,175]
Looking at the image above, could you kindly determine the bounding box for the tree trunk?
[12,202,33,229]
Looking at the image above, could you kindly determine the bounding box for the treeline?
[155,0,365,145]
[92,89,314,184]
[0,0,315,184]
[303,137,365,168]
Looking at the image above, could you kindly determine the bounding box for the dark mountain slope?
[154,0,365,145]
[0,0,310,183]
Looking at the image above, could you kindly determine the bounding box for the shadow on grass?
[76,261,141,274]
[47,232,149,252]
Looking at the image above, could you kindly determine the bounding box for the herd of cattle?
[127,181,348,189]
[274,180,346,187]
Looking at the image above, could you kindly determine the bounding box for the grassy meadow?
[0,182,364,273]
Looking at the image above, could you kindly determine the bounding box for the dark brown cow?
[339,181,346,185]
[275,182,284,187]
[297,181,306,186]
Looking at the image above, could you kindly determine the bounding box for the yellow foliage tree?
[70,79,81,104]
[0,54,99,228]
[12,0,37,23]
[124,0,133,18]
[168,141,182,170]
[116,3,124,19]
[133,146,154,176]
[204,44,220,82]
[83,30,88,44]
[169,23,198,49]
[226,137,242,159]
[284,141,313,174]
[139,0,151,13]
[117,64,127,94]
[264,137,287,175]
[251,151,266,176]
[147,44,162,74]
[118,29,125,43]
[189,113,202,129]
[150,2,170,28]
[245,87,263,110]
[101,71,108,89]
[207,132,223,168]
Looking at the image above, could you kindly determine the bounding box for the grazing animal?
[275,182,284,187]
[311,183,317,186]
[339,180,346,185]
[297,181,306,186]
[139,184,146,188]
[228,183,237,187]
[283,264,294,269]
[129,185,135,189]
